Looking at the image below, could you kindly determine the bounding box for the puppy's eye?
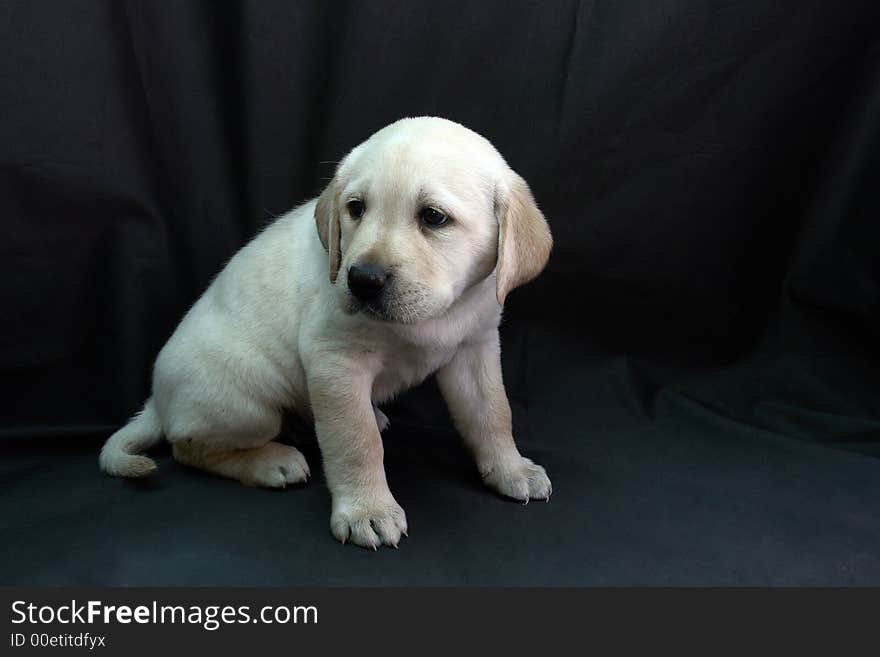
[347,199,365,219]
[419,207,449,228]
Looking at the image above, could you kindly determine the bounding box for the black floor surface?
[4,339,879,586]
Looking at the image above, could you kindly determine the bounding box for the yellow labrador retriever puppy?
[100,117,552,549]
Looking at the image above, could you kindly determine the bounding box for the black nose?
[348,263,388,301]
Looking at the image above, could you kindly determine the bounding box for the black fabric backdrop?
[2,1,879,584]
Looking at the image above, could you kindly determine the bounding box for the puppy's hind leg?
[173,440,310,488]
[169,413,310,488]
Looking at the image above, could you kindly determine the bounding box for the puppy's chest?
[371,342,456,403]
[366,283,499,404]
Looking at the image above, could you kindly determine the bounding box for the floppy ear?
[494,171,553,305]
[315,179,342,283]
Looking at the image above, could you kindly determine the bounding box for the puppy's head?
[315,117,551,323]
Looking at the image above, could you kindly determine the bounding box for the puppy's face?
[315,118,552,323]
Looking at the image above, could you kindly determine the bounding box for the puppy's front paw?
[330,494,408,550]
[373,406,390,433]
[481,456,552,503]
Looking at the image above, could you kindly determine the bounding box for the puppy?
[100,117,553,549]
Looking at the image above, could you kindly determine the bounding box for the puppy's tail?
[99,398,163,477]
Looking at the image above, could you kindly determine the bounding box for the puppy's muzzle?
[348,263,389,302]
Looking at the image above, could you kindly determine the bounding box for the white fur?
[100,117,552,549]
